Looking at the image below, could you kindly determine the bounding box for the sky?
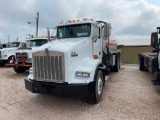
[0,0,160,45]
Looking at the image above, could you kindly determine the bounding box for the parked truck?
[5,37,53,73]
[0,41,26,66]
[138,27,160,85]
[24,19,121,103]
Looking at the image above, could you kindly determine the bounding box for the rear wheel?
[88,70,104,104]
[113,56,119,72]
[13,67,26,73]
[139,56,145,71]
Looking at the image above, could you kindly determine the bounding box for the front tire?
[13,67,26,73]
[88,70,104,104]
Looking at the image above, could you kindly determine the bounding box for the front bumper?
[0,59,7,63]
[5,63,32,68]
[24,78,90,98]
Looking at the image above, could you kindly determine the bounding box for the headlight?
[76,71,90,77]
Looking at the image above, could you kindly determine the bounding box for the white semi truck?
[138,27,160,85]
[24,19,121,103]
[5,37,51,73]
[0,41,26,66]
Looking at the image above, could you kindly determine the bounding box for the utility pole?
[36,12,39,38]
[27,12,39,38]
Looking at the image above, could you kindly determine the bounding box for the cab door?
[92,26,102,59]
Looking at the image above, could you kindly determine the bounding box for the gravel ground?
[0,65,160,120]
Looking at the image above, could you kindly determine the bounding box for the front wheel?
[13,67,26,73]
[88,70,104,104]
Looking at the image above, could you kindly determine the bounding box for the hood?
[0,47,17,52]
[36,37,89,53]
[16,47,38,53]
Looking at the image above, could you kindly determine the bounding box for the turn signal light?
[152,37,154,43]
[89,19,93,22]
[94,55,98,59]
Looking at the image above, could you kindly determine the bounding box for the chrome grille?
[16,53,27,62]
[33,51,65,82]
[16,53,27,58]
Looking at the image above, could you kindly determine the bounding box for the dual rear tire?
[139,56,145,71]
[113,56,120,72]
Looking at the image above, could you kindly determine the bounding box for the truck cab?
[25,19,121,103]
[0,41,26,66]
[5,37,51,73]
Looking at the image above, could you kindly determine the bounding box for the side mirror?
[157,27,160,34]
[104,23,111,39]
[151,32,158,47]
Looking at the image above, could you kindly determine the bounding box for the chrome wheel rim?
[97,76,103,95]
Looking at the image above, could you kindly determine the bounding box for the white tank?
[103,39,118,54]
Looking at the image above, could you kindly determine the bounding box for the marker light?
[89,19,93,22]
[152,37,154,43]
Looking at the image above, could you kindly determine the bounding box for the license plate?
[15,62,18,64]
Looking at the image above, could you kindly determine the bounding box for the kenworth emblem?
[45,48,49,56]
[71,52,78,57]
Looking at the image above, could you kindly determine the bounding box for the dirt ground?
[0,65,160,120]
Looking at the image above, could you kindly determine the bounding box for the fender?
[70,57,101,84]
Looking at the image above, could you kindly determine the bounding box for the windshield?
[57,23,91,39]
[27,39,47,47]
[11,42,20,47]
[19,42,26,48]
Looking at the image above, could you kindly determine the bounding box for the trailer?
[138,27,160,85]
